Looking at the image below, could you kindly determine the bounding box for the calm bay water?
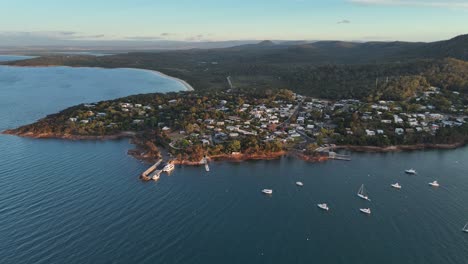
[0,55,37,62]
[0,66,467,264]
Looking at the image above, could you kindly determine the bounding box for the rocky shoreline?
[2,130,136,140]
[3,129,467,165]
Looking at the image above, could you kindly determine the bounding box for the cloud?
[337,19,351,24]
[348,0,468,8]
[0,31,108,45]
[185,34,207,41]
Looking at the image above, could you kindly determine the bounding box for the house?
[365,130,376,136]
[291,133,301,138]
[395,128,404,135]
[394,115,403,124]
[133,119,144,124]
[162,126,171,131]
[377,129,385,135]
[229,133,239,138]
[69,117,78,122]
[80,120,89,124]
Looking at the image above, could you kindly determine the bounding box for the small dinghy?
[391,183,402,189]
[262,189,273,195]
[296,181,304,187]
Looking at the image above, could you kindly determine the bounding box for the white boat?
[262,189,273,195]
[428,181,439,187]
[296,181,304,187]
[462,222,468,233]
[317,203,329,211]
[152,173,160,181]
[391,183,402,189]
[405,169,417,175]
[357,184,371,201]
[360,208,371,214]
[162,163,175,172]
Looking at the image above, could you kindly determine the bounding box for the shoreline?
[1,130,136,140]
[334,142,467,152]
[4,130,466,155]
[0,65,195,92]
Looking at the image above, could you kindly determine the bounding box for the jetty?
[140,159,162,181]
[328,151,351,161]
[203,157,210,172]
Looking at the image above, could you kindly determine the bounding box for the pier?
[140,159,162,180]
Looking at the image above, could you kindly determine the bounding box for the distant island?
[4,87,467,165]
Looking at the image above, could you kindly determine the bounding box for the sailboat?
[462,222,468,233]
[357,184,371,201]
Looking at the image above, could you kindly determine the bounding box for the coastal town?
[6,85,468,170]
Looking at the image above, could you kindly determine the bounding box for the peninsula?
[4,86,467,164]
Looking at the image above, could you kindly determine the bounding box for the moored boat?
[360,208,371,215]
[405,169,417,175]
[296,181,304,187]
[262,189,273,195]
[162,163,175,172]
[391,183,402,189]
[428,180,439,187]
[357,184,371,201]
[317,203,329,211]
[463,222,468,233]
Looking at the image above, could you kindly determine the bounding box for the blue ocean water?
[0,66,467,264]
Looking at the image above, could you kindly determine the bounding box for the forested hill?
[5,34,468,100]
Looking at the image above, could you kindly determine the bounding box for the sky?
[0,0,467,45]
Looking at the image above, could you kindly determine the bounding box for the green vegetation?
[5,35,468,100]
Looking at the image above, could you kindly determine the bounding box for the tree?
[226,140,241,153]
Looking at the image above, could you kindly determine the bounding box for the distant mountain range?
[5,34,468,99]
[1,34,467,60]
